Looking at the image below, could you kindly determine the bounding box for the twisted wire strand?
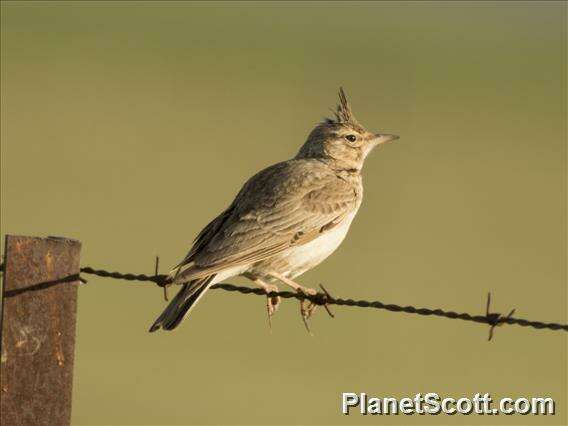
[78,266,568,333]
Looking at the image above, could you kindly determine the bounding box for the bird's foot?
[264,284,281,321]
[243,273,281,331]
[296,286,318,334]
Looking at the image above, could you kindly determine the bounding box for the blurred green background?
[1,1,566,425]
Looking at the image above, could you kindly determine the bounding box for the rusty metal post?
[0,235,81,426]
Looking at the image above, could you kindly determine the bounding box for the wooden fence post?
[0,235,81,426]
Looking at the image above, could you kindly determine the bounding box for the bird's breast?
[276,210,358,278]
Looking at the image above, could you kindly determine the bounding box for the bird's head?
[296,88,398,171]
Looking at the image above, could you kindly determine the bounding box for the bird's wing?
[170,205,234,275]
[172,160,360,282]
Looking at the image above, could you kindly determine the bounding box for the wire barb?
[154,256,168,301]
[485,292,516,341]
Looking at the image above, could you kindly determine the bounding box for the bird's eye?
[345,134,357,143]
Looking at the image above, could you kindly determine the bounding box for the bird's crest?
[323,87,361,127]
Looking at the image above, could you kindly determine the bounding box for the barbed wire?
[77,264,568,339]
[1,261,566,339]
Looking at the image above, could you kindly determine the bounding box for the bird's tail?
[149,275,216,332]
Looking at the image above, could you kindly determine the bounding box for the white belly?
[280,211,357,278]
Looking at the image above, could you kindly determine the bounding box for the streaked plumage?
[150,88,398,332]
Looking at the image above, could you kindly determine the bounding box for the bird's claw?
[318,284,335,318]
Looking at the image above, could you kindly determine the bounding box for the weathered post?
[0,235,81,426]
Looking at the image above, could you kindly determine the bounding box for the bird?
[149,88,398,332]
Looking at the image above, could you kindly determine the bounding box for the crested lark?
[150,88,398,332]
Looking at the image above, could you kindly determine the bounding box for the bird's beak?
[373,133,399,145]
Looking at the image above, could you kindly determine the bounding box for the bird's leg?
[268,272,318,331]
[243,273,281,329]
